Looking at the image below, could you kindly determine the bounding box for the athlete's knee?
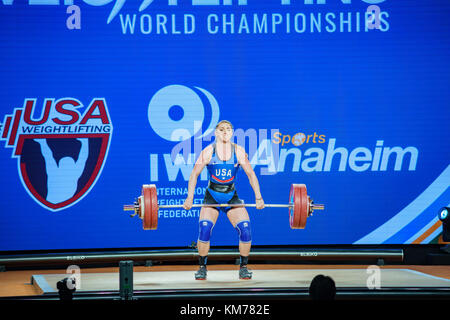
[235,220,252,243]
[198,219,214,243]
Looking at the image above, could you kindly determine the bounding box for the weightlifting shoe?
[239,266,253,280]
[195,266,207,280]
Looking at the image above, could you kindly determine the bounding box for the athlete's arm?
[235,145,265,209]
[183,145,213,210]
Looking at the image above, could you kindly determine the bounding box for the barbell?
[123,184,324,230]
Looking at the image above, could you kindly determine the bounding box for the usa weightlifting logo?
[0,98,113,211]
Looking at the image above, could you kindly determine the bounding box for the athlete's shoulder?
[202,144,215,160]
[203,143,215,154]
[233,143,245,153]
[233,144,248,159]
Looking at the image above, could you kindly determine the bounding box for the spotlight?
[438,207,449,222]
[56,277,76,301]
[438,207,449,243]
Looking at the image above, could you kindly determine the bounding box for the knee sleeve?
[198,220,214,243]
[235,220,252,243]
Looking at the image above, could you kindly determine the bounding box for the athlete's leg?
[197,206,219,256]
[227,207,253,279]
[226,207,251,257]
[195,206,219,280]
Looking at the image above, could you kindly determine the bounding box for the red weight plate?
[298,184,308,229]
[149,184,158,230]
[142,185,153,230]
[289,184,297,228]
[290,184,308,229]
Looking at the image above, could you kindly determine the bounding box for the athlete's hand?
[256,198,265,210]
[183,197,193,210]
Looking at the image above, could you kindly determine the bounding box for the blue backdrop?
[0,0,449,251]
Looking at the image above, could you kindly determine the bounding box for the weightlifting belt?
[208,181,235,193]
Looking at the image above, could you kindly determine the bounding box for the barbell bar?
[123,184,324,230]
[124,203,323,209]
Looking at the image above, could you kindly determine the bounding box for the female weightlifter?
[183,120,265,280]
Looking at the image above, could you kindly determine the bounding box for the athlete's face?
[215,124,233,143]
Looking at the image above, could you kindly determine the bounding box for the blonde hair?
[215,120,233,129]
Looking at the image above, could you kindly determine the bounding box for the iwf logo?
[0,98,113,211]
[146,85,220,182]
[148,85,220,142]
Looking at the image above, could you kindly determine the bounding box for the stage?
[32,267,450,294]
[1,264,449,300]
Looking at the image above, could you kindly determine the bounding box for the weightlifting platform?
[31,268,450,297]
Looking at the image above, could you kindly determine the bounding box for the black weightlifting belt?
[208,181,235,193]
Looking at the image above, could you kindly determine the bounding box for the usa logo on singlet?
[0,98,113,211]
